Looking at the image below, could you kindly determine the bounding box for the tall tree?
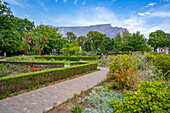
[82,38,92,52]
[77,36,86,48]
[129,31,148,51]
[66,32,76,42]
[13,17,34,34]
[147,30,166,52]
[61,40,79,55]
[113,31,148,52]
[113,33,122,53]
[100,37,113,53]
[0,1,21,55]
[87,31,106,53]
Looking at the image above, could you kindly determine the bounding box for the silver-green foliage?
[82,86,123,113]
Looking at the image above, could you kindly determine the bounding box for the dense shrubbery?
[109,55,139,79]
[144,54,155,62]
[110,81,169,113]
[154,54,170,78]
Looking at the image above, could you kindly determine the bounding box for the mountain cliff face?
[54,24,127,38]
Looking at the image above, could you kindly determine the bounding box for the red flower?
[0,67,3,69]
[24,71,29,73]
[26,66,30,68]
[31,68,35,72]
[35,68,38,71]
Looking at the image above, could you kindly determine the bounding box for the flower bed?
[0,63,48,77]
[0,62,98,96]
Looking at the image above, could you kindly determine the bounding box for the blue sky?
[2,0,170,38]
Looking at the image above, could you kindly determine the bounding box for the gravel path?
[0,67,109,113]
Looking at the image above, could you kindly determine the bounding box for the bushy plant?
[109,81,170,113]
[103,82,119,90]
[109,54,139,79]
[83,86,124,113]
[145,54,155,62]
[154,54,170,79]
[133,54,149,70]
[114,68,137,88]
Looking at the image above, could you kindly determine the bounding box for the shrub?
[150,51,160,55]
[154,54,170,78]
[109,81,170,113]
[103,82,119,90]
[114,68,137,88]
[144,54,155,62]
[83,86,124,113]
[109,54,139,79]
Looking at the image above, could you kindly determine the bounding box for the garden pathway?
[0,67,109,113]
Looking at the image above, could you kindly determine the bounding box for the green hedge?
[0,61,64,68]
[0,62,98,95]
[0,60,64,64]
[34,55,100,61]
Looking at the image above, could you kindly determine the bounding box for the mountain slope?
[53,24,127,38]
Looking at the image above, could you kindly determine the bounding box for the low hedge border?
[34,55,100,61]
[70,61,87,66]
[0,62,98,95]
[0,61,64,68]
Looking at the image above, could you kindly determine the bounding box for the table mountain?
[53,24,127,38]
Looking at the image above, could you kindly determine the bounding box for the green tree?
[66,32,76,42]
[113,31,148,52]
[61,40,79,55]
[113,33,122,53]
[129,31,148,51]
[100,37,113,53]
[147,30,169,52]
[0,1,21,55]
[77,36,86,48]
[33,25,64,54]
[87,31,106,53]
[13,17,34,34]
[82,38,92,52]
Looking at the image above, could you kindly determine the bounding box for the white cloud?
[138,12,151,16]
[82,0,86,5]
[63,0,67,3]
[138,13,145,16]
[53,6,169,38]
[150,11,170,17]
[37,0,48,11]
[98,2,103,5]
[55,0,58,2]
[54,6,119,26]
[146,3,156,7]
[74,0,77,5]
[145,12,151,15]
[3,0,23,6]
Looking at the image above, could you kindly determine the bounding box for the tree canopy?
[147,30,170,51]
